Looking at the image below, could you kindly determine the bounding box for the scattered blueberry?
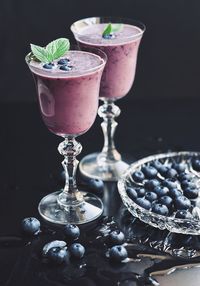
[145,192,158,202]
[181,180,196,190]
[165,168,177,179]
[87,178,104,195]
[21,217,40,235]
[141,166,158,179]
[60,65,73,71]
[174,196,191,210]
[109,230,125,245]
[162,179,177,189]
[42,240,67,257]
[159,196,173,208]
[64,224,80,240]
[175,210,193,219]
[144,179,160,190]
[47,247,68,264]
[43,63,53,69]
[172,163,186,173]
[169,188,182,199]
[109,245,128,262]
[126,187,138,201]
[58,58,69,65]
[184,188,199,199]
[132,171,145,183]
[135,188,146,197]
[154,186,169,197]
[69,243,85,259]
[136,198,151,210]
[192,158,200,172]
[152,203,169,216]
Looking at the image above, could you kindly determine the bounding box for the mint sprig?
[30,38,70,63]
[102,23,123,37]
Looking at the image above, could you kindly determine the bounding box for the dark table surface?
[1,97,200,286]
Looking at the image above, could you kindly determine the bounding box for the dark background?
[1,0,200,102]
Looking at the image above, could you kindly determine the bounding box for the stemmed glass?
[71,17,145,181]
[25,47,106,224]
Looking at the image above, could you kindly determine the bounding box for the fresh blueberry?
[47,247,68,264]
[87,178,104,195]
[42,240,67,257]
[43,63,53,69]
[165,168,178,179]
[103,33,114,39]
[162,179,177,189]
[192,158,200,172]
[126,187,138,201]
[154,186,169,197]
[109,230,125,245]
[109,245,128,262]
[135,188,146,197]
[60,65,73,71]
[152,203,169,216]
[172,163,186,173]
[132,171,145,183]
[151,160,163,170]
[158,165,169,177]
[169,188,182,199]
[175,210,193,219]
[136,198,151,210]
[145,192,158,202]
[141,166,158,179]
[69,243,85,259]
[64,224,80,240]
[144,179,160,190]
[181,180,196,190]
[21,217,40,235]
[184,188,199,199]
[179,172,193,182]
[58,58,69,65]
[159,196,173,208]
[174,196,191,210]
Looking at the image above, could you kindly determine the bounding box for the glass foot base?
[38,191,103,225]
[79,152,129,182]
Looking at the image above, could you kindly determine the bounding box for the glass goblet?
[26,48,106,224]
[71,17,145,181]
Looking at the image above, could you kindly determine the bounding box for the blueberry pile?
[127,156,200,219]
[21,217,128,264]
[42,57,73,71]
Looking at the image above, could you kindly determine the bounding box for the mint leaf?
[102,23,112,37]
[46,38,70,61]
[102,23,124,37]
[112,24,123,33]
[30,44,50,63]
[30,38,70,63]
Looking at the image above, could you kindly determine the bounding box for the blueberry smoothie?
[72,23,144,99]
[27,51,105,136]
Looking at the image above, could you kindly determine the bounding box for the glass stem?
[57,136,83,208]
[97,99,121,165]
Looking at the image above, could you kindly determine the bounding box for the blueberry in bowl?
[131,170,145,183]
[145,191,158,202]
[154,186,169,197]
[135,198,151,210]
[174,195,191,210]
[152,203,169,216]
[144,179,160,190]
[141,166,158,179]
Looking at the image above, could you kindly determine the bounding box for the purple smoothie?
[27,51,105,136]
[73,23,144,99]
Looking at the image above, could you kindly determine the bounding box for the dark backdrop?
[1,0,200,102]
